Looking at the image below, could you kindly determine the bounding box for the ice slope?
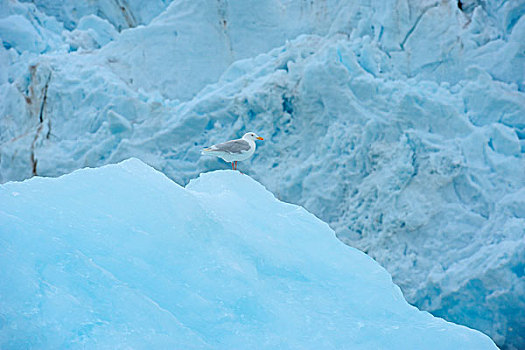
[0,158,498,349]
[0,0,524,348]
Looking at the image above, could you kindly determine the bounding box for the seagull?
[202,132,264,170]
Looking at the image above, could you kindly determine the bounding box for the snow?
[0,158,498,349]
[0,0,524,348]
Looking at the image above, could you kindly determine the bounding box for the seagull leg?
[236,161,244,174]
[231,162,235,170]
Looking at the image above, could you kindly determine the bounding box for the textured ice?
[0,159,498,349]
[63,15,118,51]
[19,0,174,31]
[0,1,65,54]
[1,0,524,348]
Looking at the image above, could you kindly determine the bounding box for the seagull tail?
[201,148,213,155]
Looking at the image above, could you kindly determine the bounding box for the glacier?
[0,159,498,349]
[0,0,524,348]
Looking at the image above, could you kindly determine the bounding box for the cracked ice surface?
[0,0,524,348]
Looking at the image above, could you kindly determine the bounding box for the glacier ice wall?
[18,0,174,31]
[0,159,499,349]
[0,0,524,348]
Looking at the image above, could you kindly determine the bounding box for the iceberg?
[0,159,497,349]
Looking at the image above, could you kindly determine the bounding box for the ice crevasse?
[0,159,498,349]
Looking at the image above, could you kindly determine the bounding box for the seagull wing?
[209,139,251,154]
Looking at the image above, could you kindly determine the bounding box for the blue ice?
[0,159,497,349]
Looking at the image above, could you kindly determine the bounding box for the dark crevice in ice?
[400,2,440,51]
[114,0,137,30]
[30,124,44,176]
[38,72,52,123]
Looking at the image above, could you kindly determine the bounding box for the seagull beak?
[257,137,264,140]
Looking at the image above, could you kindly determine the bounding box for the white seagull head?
[242,132,264,142]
